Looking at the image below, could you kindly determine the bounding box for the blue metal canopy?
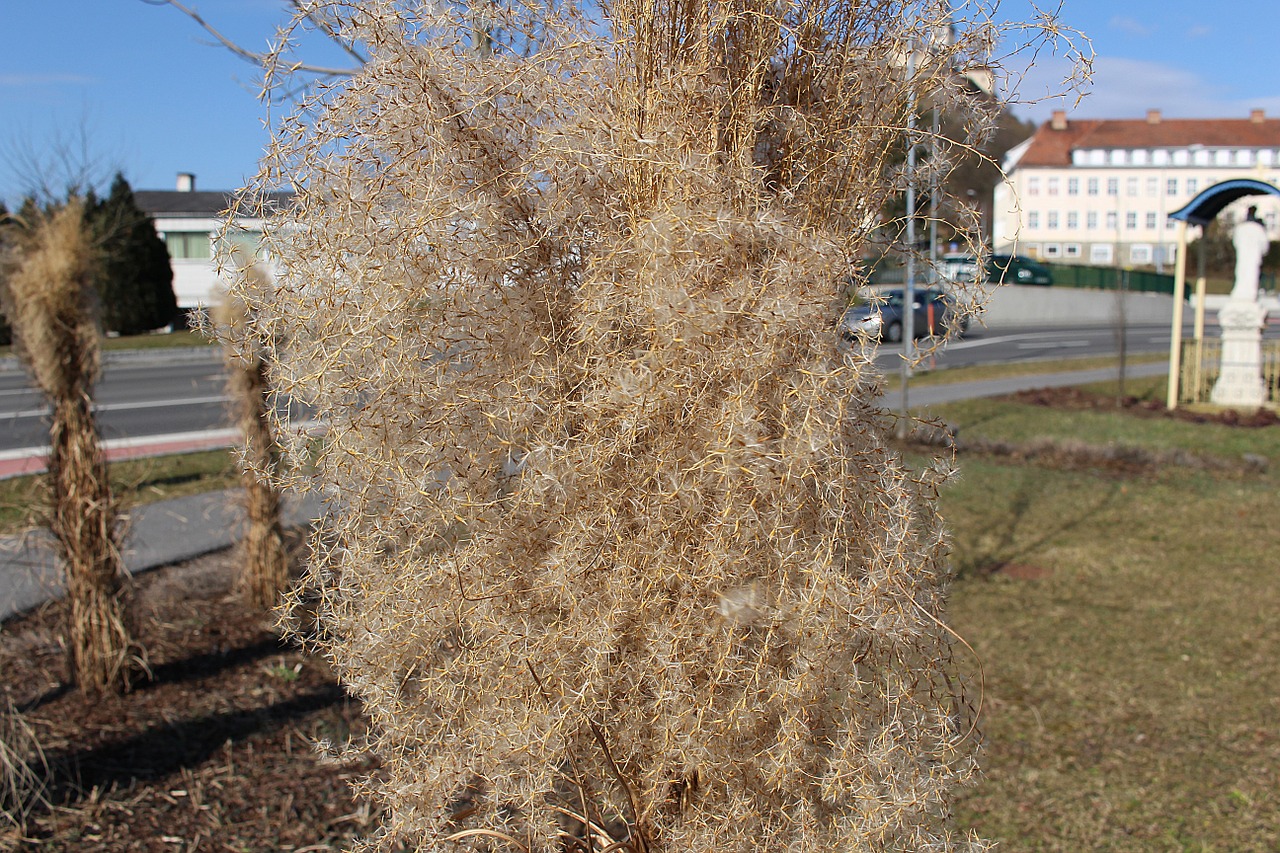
[1168,178,1280,227]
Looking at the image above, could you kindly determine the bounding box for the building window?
[1145,177,1158,197]
[1088,178,1100,196]
[1067,211,1079,229]
[1068,178,1080,196]
[1145,212,1157,229]
[1087,211,1099,229]
[1236,150,1253,166]
[1047,211,1059,229]
[1106,211,1118,230]
[1192,149,1209,166]
[217,229,264,260]
[1107,178,1119,196]
[1260,150,1275,167]
[1109,149,1127,166]
[1126,177,1139,197]
[1042,243,1062,258]
[1048,177,1060,196]
[1125,212,1138,230]
[1159,245,1177,264]
[1130,244,1153,264]
[1027,177,1040,195]
[1153,149,1170,166]
[1131,149,1149,166]
[1091,244,1114,264]
[1088,150,1106,166]
[1215,149,1231,166]
[1064,243,1082,258]
[1166,178,1178,196]
[1187,178,1199,195]
[1027,210,1040,229]
[163,231,211,260]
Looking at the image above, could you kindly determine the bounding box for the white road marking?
[943,331,1096,351]
[1015,340,1091,350]
[2,394,231,421]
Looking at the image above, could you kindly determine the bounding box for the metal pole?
[930,105,940,287]
[900,41,917,426]
[1166,220,1189,409]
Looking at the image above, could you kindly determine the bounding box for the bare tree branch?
[143,0,360,79]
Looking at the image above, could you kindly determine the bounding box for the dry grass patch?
[930,396,1280,850]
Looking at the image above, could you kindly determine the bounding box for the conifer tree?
[90,173,177,335]
[0,201,11,346]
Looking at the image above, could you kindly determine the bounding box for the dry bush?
[0,200,133,694]
[228,2,1082,850]
[209,262,290,609]
[0,698,49,834]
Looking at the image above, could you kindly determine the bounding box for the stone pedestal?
[1211,299,1269,407]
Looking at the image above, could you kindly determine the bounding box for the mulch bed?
[0,543,378,852]
[1008,385,1280,428]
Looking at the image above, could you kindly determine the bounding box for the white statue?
[1231,206,1268,301]
[1213,205,1270,407]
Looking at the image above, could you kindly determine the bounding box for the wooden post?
[1166,220,1189,409]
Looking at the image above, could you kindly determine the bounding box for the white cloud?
[0,73,95,88]
[1186,24,1213,39]
[1002,56,1280,122]
[1109,16,1153,38]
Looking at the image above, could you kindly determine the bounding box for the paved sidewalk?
[1,490,323,621]
[0,360,1166,622]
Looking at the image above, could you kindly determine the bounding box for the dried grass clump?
[0,200,133,694]
[231,2,1078,850]
[209,260,290,609]
[0,698,49,834]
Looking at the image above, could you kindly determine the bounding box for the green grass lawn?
[929,385,1280,850]
[0,450,240,535]
[1,329,212,359]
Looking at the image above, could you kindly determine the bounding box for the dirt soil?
[3,386,1272,852]
[1,542,379,852]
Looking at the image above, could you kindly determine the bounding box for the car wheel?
[884,320,903,343]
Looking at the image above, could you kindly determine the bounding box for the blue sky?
[3,1,1280,204]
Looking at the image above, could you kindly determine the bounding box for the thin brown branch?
[147,0,359,78]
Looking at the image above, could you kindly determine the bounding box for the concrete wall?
[974,285,1176,327]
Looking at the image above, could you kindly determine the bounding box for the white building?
[135,173,289,311]
[993,109,1280,268]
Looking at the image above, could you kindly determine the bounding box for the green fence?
[1046,263,1279,296]
[1045,263,1176,295]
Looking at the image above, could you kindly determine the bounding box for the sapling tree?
[209,260,291,609]
[0,199,134,694]
[223,1,1084,849]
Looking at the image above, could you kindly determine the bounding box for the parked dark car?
[839,288,966,344]
[942,253,1053,286]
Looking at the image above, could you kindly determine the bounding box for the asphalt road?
[0,353,228,453]
[0,319,1263,456]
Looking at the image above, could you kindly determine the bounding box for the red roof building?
[993,109,1280,268]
